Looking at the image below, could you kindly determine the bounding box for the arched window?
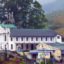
[5,35,6,41]
[16,37,18,41]
[57,35,60,39]
[50,37,53,41]
[46,37,47,41]
[31,37,33,41]
[11,44,13,49]
[11,37,12,41]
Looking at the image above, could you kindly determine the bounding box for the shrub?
[40,61,45,64]
[20,61,25,64]
[0,57,4,62]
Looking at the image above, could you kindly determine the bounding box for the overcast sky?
[36,0,64,13]
[37,0,56,5]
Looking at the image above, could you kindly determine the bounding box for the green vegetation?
[47,10,64,30]
[4,0,48,28]
[40,61,45,64]
[20,61,25,64]
[0,57,25,64]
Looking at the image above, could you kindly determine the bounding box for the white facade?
[0,26,62,51]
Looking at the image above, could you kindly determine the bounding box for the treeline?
[0,0,48,29]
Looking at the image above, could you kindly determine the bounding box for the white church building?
[0,25,62,51]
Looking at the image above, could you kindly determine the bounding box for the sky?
[37,0,56,5]
[36,0,64,13]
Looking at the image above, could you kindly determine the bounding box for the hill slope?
[46,10,64,29]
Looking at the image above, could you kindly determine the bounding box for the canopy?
[30,50,43,54]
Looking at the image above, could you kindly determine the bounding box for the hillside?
[46,10,64,36]
[46,10,64,29]
[55,28,64,37]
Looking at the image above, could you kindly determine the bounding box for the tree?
[29,1,47,28]
[5,0,48,28]
[5,0,33,28]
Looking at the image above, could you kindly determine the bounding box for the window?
[26,37,28,41]
[42,37,43,41]
[50,37,53,41]
[5,35,6,41]
[16,37,18,41]
[36,37,38,41]
[41,37,42,41]
[11,37,12,41]
[31,44,34,50]
[26,44,29,49]
[46,37,47,41]
[21,44,23,49]
[11,44,13,49]
[31,37,33,41]
[21,37,23,41]
[57,36,60,39]
[62,38,64,42]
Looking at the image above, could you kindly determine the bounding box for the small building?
[0,25,63,52]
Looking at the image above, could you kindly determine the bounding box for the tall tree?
[5,0,48,28]
[5,0,33,28]
[29,1,47,28]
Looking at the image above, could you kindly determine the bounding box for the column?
[23,44,26,50]
[34,44,36,50]
[29,44,31,50]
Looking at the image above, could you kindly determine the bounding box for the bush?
[0,57,4,62]
[40,61,53,64]
[20,61,25,64]
[40,61,45,64]
[47,61,51,64]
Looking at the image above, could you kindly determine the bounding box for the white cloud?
[37,0,56,5]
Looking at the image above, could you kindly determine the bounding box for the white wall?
[11,37,56,44]
[0,34,5,42]
[55,35,62,43]
[0,26,62,51]
[8,41,16,51]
